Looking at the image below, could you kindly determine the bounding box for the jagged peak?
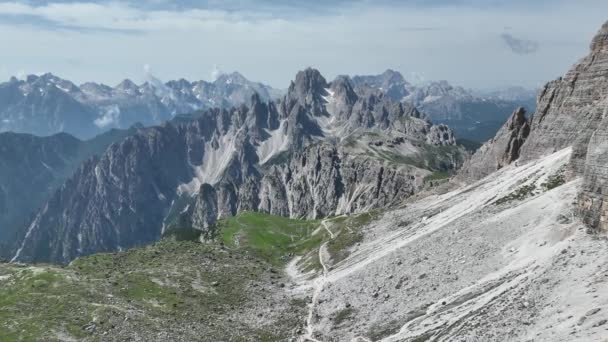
[166,78,193,88]
[215,71,249,85]
[508,106,528,129]
[291,68,328,93]
[330,74,354,87]
[380,69,406,83]
[329,75,356,94]
[23,72,60,84]
[591,20,608,53]
[115,79,139,92]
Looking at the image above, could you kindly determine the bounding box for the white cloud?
[211,64,223,81]
[0,1,605,89]
[94,105,121,128]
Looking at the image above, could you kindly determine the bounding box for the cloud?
[211,65,223,81]
[399,26,442,32]
[0,1,275,34]
[0,3,143,34]
[94,105,121,128]
[0,0,606,90]
[500,33,540,55]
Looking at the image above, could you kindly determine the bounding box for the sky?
[0,0,606,90]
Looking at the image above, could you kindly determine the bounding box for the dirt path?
[301,219,334,341]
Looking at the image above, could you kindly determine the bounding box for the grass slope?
[0,210,385,341]
[0,239,304,341]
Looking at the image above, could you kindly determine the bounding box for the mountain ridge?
[0,71,281,139]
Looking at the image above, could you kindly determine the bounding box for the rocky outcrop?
[12,68,462,264]
[458,107,530,180]
[427,124,458,146]
[258,144,422,219]
[190,184,219,232]
[280,68,329,119]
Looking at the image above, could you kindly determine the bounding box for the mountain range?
[0,70,534,144]
[352,70,537,142]
[0,72,280,139]
[5,68,463,263]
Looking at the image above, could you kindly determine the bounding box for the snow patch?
[422,95,443,103]
[54,84,72,93]
[40,161,54,172]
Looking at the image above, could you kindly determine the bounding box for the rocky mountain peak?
[508,106,528,130]
[167,79,193,89]
[216,72,249,85]
[291,68,329,97]
[281,68,329,118]
[591,20,608,53]
[379,69,406,85]
[329,76,358,104]
[115,79,139,93]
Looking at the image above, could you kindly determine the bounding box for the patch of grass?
[119,272,181,310]
[424,171,450,182]
[333,307,356,326]
[541,169,566,190]
[163,225,204,242]
[456,138,483,153]
[326,211,380,264]
[0,238,304,341]
[0,268,95,341]
[290,297,308,308]
[219,211,324,266]
[495,184,537,205]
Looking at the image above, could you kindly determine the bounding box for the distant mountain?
[11,68,464,264]
[0,72,281,139]
[0,127,138,260]
[474,86,537,103]
[351,70,537,143]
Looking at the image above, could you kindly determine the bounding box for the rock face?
[258,144,422,219]
[0,128,136,258]
[518,23,608,169]
[509,21,608,231]
[12,68,463,264]
[577,21,608,232]
[0,72,280,139]
[458,107,530,180]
